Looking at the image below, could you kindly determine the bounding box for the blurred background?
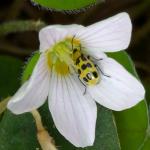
[0,0,150,98]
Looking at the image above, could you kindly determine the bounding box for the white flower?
[7,12,145,147]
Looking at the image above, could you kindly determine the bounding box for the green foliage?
[31,0,100,11]
[0,56,23,98]
[143,80,150,105]
[0,97,10,115]
[0,111,39,150]
[108,51,150,150]
[21,52,40,83]
[0,56,39,150]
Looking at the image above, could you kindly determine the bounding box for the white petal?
[39,24,84,52]
[7,53,50,114]
[76,12,132,53]
[86,49,107,60]
[48,72,97,147]
[88,58,145,111]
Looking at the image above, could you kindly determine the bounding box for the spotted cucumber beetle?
[72,47,100,86]
[70,36,110,93]
[71,37,100,87]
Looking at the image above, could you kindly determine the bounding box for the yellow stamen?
[46,37,79,75]
[55,59,69,75]
[46,52,53,69]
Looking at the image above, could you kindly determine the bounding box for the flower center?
[55,59,69,75]
[46,37,80,76]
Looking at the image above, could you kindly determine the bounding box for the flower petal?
[86,50,107,60]
[39,24,84,51]
[7,53,50,114]
[76,12,132,53]
[48,72,97,147]
[88,58,145,111]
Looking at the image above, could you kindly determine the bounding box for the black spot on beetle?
[81,64,87,70]
[93,71,98,78]
[87,63,92,68]
[73,48,78,53]
[87,55,90,59]
[78,69,81,74]
[76,58,80,65]
[81,54,87,61]
[83,77,88,82]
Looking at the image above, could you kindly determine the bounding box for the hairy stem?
[0,20,46,36]
[0,40,33,57]
[31,110,58,150]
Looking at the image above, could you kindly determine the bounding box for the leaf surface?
[108,51,150,150]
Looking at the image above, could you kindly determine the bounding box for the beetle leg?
[88,55,103,61]
[95,64,111,78]
[78,75,87,95]
[83,86,87,95]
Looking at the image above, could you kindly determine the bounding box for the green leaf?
[143,79,150,105]
[0,54,120,149]
[141,80,150,150]
[0,55,23,98]
[31,0,101,11]
[21,52,40,84]
[0,97,10,115]
[0,55,39,149]
[39,103,120,150]
[0,111,39,150]
[0,106,120,150]
[108,51,150,150]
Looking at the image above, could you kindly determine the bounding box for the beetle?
[72,47,100,86]
[68,35,110,94]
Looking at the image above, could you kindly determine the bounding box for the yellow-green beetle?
[72,46,100,86]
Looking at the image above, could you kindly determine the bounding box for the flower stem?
[0,20,46,36]
[31,110,58,150]
[0,97,11,114]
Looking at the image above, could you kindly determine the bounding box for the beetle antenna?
[71,35,76,50]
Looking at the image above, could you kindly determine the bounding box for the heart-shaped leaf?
[108,51,150,150]
[31,0,102,11]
